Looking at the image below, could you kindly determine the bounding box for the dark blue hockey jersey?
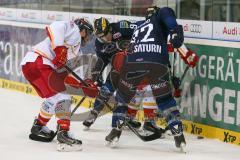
[128,7,178,65]
[93,20,143,80]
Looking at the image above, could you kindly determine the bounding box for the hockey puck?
[197,136,204,139]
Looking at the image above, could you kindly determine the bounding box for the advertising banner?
[1,7,240,42]
[16,9,42,23]
[173,44,240,133]
[0,7,17,21]
[213,21,240,41]
[177,19,213,39]
[0,23,97,83]
[41,11,70,23]
[0,24,45,82]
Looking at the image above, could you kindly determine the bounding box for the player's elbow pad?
[169,25,184,48]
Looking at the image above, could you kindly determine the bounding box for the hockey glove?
[64,75,82,88]
[167,43,174,53]
[52,46,68,69]
[169,25,184,49]
[177,46,199,68]
[112,51,128,73]
[171,76,182,98]
[82,79,99,98]
[64,77,99,98]
[171,76,181,89]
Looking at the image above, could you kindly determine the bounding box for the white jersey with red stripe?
[128,85,158,110]
[21,21,81,69]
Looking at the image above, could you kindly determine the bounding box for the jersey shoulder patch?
[119,21,130,28]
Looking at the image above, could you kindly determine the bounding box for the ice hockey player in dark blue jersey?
[82,17,143,130]
[109,6,187,150]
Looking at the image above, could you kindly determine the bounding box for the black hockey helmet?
[93,17,111,38]
[145,6,160,19]
[74,18,93,34]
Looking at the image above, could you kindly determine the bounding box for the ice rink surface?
[0,88,239,160]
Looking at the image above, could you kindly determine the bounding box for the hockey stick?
[64,66,89,87]
[71,96,87,116]
[179,66,189,85]
[125,120,164,142]
[65,67,165,141]
[172,49,177,77]
[172,49,190,84]
[103,100,165,142]
[51,67,88,141]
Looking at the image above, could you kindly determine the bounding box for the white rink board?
[0,88,239,160]
[1,7,240,42]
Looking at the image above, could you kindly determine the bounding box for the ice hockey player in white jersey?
[21,19,93,151]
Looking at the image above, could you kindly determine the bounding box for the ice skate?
[29,119,55,142]
[82,110,98,130]
[168,120,186,153]
[57,130,82,152]
[105,128,122,148]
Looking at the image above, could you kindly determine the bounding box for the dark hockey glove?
[171,76,182,98]
[171,76,181,89]
[169,25,184,49]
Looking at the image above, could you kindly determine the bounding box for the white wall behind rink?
[0,7,240,43]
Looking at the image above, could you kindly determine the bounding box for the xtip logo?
[191,124,203,135]
[223,132,236,143]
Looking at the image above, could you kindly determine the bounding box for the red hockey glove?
[173,88,182,98]
[112,51,128,73]
[171,76,182,98]
[64,77,99,98]
[52,46,68,69]
[82,79,99,98]
[177,45,199,68]
[64,75,82,88]
[167,43,174,53]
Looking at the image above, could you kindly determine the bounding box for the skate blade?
[83,126,90,131]
[179,143,187,153]
[105,137,119,148]
[57,142,82,152]
[159,133,165,139]
[29,133,54,142]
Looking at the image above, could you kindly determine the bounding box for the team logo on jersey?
[120,21,129,28]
